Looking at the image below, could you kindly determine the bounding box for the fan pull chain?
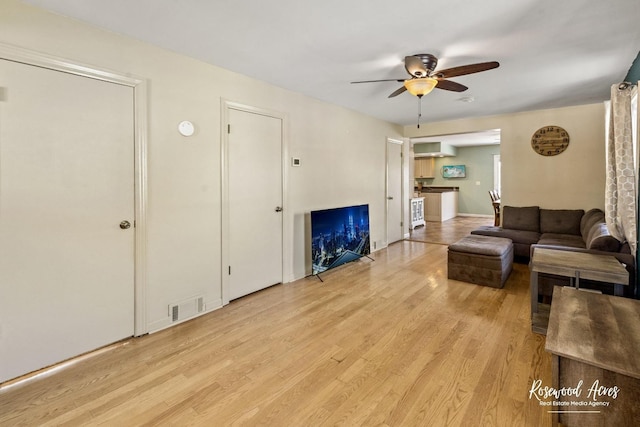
[417,95,423,128]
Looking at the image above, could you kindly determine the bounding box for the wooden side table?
[529,248,628,334]
[545,287,640,426]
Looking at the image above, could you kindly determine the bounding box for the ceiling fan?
[351,53,499,98]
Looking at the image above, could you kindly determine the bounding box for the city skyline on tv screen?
[311,204,370,275]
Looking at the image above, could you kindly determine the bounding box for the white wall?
[405,103,607,211]
[1,0,403,333]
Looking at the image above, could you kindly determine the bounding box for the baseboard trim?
[457,213,493,218]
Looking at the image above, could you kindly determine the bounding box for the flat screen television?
[442,164,466,178]
[311,204,370,275]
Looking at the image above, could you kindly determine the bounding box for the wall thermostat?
[178,120,195,137]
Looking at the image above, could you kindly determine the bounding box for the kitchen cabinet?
[414,157,435,178]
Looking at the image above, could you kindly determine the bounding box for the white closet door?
[0,59,135,382]
[387,140,403,244]
[227,108,283,300]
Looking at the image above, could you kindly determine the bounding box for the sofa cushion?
[580,208,605,238]
[585,222,621,252]
[471,226,540,245]
[502,206,540,232]
[540,209,584,235]
[538,233,586,249]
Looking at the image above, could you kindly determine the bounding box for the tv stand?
[312,254,374,282]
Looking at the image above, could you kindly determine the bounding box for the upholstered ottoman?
[448,235,513,288]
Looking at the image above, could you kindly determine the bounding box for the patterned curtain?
[605,83,637,255]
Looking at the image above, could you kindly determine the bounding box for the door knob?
[387,196,394,200]
[275,207,283,212]
[120,220,131,229]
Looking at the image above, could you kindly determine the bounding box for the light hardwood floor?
[0,225,551,426]
[408,216,493,245]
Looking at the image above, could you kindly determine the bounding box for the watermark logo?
[529,379,620,412]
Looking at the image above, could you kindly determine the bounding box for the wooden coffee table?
[529,248,629,334]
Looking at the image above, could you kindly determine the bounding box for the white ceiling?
[23,0,640,127]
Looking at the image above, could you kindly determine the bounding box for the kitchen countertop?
[416,186,459,193]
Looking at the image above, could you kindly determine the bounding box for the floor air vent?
[169,296,205,323]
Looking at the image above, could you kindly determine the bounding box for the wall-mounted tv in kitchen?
[311,204,370,275]
[442,164,466,178]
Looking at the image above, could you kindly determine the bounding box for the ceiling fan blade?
[436,61,499,79]
[350,78,405,84]
[405,56,428,78]
[388,86,407,98]
[435,79,468,92]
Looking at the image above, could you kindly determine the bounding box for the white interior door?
[227,108,283,300]
[0,59,135,382]
[386,139,403,244]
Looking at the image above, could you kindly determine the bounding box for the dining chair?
[488,190,500,226]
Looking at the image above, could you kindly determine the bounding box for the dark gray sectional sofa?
[471,206,636,298]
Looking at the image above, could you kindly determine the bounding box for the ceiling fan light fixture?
[404,77,438,97]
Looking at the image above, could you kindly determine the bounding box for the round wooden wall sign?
[531,125,570,156]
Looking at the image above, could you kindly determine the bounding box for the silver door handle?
[275,207,283,212]
[120,220,131,229]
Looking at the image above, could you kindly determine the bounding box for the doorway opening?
[408,129,500,245]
